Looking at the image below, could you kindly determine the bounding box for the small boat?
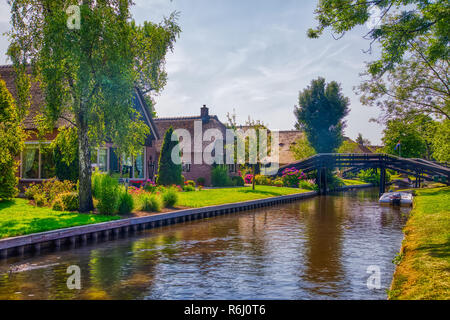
[379,192,413,206]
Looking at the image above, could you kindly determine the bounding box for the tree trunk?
[78,121,94,212]
[252,164,256,190]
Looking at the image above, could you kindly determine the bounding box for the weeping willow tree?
[8,0,180,211]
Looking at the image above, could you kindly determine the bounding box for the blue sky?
[0,0,385,144]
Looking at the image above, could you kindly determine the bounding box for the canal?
[0,188,410,300]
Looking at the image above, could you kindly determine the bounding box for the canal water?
[0,189,410,300]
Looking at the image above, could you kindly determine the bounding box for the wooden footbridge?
[274,154,450,195]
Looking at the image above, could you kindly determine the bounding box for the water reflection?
[0,189,409,300]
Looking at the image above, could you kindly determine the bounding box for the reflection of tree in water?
[302,195,346,296]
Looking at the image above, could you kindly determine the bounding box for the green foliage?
[382,117,430,158]
[308,1,449,76]
[24,179,75,207]
[298,179,318,191]
[432,120,450,162]
[357,169,391,186]
[338,140,364,154]
[196,177,206,186]
[96,174,119,215]
[231,175,245,187]
[211,165,232,187]
[137,193,161,212]
[295,77,350,153]
[8,1,180,211]
[290,134,316,160]
[51,127,79,182]
[182,185,196,192]
[185,180,196,187]
[117,186,134,215]
[0,79,25,201]
[91,168,103,199]
[59,192,79,211]
[162,187,178,207]
[273,179,284,187]
[51,198,64,211]
[157,127,183,186]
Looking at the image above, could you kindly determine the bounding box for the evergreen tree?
[156,127,182,186]
[0,79,25,201]
[294,77,350,153]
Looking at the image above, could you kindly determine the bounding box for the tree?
[432,120,450,162]
[308,1,449,123]
[358,39,449,122]
[8,1,180,211]
[308,1,449,76]
[291,135,316,160]
[294,77,350,153]
[381,118,429,158]
[338,139,364,154]
[355,133,370,146]
[156,127,182,186]
[0,79,25,201]
[51,127,79,182]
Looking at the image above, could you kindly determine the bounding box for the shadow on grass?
[0,200,17,211]
[238,189,284,196]
[416,237,450,259]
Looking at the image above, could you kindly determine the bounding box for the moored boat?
[379,192,413,206]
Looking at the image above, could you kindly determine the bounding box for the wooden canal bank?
[1,191,319,260]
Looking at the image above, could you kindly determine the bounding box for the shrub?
[281,167,306,187]
[244,174,253,184]
[273,179,283,187]
[162,187,179,207]
[196,177,205,186]
[255,175,271,186]
[24,183,40,200]
[117,186,134,215]
[0,78,25,201]
[137,193,161,212]
[143,179,157,193]
[91,168,103,199]
[42,178,75,204]
[357,169,390,186]
[185,180,196,187]
[183,185,195,192]
[59,192,79,211]
[52,198,64,211]
[211,165,232,187]
[34,193,47,207]
[156,127,183,186]
[96,174,119,215]
[231,175,245,187]
[299,179,318,191]
[198,185,203,191]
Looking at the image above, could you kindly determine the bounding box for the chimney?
[201,104,209,118]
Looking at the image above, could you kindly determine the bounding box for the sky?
[0,0,386,144]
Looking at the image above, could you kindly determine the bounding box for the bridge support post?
[379,167,386,195]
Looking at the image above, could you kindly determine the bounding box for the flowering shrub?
[244,174,253,184]
[24,179,75,207]
[143,179,157,193]
[185,180,196,187]
[298,179,318,191]
[255,175,271,186]
[281,168,306,188]
[273,179,283,187]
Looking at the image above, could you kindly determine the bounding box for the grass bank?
[0,198,120,239]
[0,186,309,239]
[178,185,310,208]
[342,179,369,186]
[389,187,450,300]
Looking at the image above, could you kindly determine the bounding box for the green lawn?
[389,187,450,300]
[342,179,369,186]
[178,185,310,208]
[0,198,120,239]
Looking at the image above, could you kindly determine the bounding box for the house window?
[21,143,55,179]
[182,163,191,172]
[110,147,146,179]
[91,147,108,172]
[228,164,237,173]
